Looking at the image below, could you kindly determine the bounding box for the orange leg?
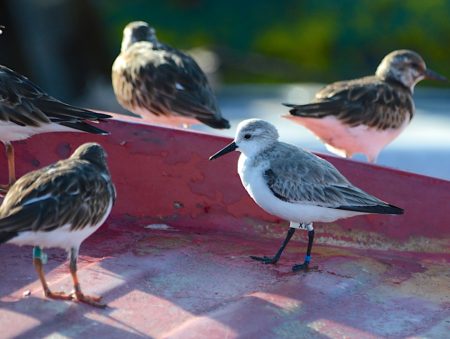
[69,248,106,308]
[33,256,73,301]
[0,142,15,194]
[6,142,15,185]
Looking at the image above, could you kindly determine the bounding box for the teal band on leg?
[32,246,41,258]
[33,246,48,264]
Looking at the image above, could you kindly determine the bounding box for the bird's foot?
[250,255,278,265]
[44,288,105,307]
[44,290,73,301]
[72,291,106,308]
[292,262,319,272]
[292,261,310,272]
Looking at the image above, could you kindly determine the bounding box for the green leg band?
[33,246,48,264]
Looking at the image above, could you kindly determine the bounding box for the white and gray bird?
[112,21,230,129]
[210,119,403,271]
[0,143,116,307]
[284,50,447,163]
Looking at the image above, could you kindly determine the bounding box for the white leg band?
[290,222,314,231]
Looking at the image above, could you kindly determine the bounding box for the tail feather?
[337,203,404,215]
[59,121,109,135]
[35,98,112,121]
[283,101,341,118]
[0,232,18,244]
[197,116,230,129]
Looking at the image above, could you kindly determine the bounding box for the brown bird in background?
[112,21,230,129]
[284,50,447,163]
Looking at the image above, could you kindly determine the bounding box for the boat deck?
[1,221,449,339]
[0,117,449,338]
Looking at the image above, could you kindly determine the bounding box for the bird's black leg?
[32,246,72,300]
[292,224,315,272]
[69,247,106,308]
[251,227,296,264]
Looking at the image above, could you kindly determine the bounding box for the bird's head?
[71,143,109,172]
[376,50,446,91]
[121,21,158,52]
[209,119,279,160]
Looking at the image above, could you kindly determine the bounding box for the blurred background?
[0,0,449,179]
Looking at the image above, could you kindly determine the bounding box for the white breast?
[238,154,362,223]
[9,199,113,251]
[132,106,199,127]
[0,121,77,142]
[291,116,410,162]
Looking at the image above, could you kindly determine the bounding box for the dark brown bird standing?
[0,143,116,308]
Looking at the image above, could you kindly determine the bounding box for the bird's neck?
[240,141,276,159]
[376,68,416,93]
[122,37,160,52]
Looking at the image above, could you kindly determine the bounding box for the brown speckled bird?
[0,143,116,308]
[284,50,447,163]
[112,21,230,129]
[0,65,111,193]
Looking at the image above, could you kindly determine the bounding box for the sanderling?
[0,143,116,307]
[210,119,403,271]
[284,50,447,163]
[112,21,230,129]
[0,65,111,193]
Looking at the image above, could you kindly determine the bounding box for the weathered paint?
[0,116,449,338]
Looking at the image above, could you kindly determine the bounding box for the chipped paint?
[144,223,173,230]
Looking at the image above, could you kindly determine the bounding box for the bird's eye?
[411,62,420,69]
[244,134,251,139]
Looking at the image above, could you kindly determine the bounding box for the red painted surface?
[0,116,449,338]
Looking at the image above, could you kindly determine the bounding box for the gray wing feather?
[262,143,401,213]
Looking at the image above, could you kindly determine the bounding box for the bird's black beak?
[209,141,237,160]
[424,68,447,82]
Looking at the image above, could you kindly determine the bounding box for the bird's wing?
[0,65,111,133]
[112,43,229,129]
[284,76,413,130]
[0,160,114,235]
[262,143,403,214]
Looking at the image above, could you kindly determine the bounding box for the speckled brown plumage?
[112,21,230,129]
[0,65,112,192]
[284,50,446,162]
[0,143,116,242]
[0,65,111,133]
[0,143,115,307]
[294,76,414,130]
